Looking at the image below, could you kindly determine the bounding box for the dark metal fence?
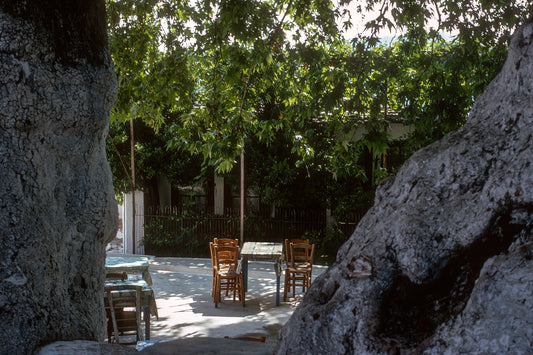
[142,205,364,259]
[145,206,326,239]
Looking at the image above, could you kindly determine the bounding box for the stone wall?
[275,20,533,354]
[0,1,117,353]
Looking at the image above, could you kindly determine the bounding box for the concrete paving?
[136,256,327,353]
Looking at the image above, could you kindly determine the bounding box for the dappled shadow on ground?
[151,258,212,271]
[147,269,303,343]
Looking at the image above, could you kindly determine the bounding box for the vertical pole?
[130,118,136,254]
[240,146,244,247]
[382,78,388,175]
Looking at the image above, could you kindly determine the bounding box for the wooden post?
[240,146,244,246]
[130,118,136,254]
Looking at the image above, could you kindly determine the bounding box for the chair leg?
[135,292,144,341]
[108,299,120,343]
[292,275,296,298]
[212,272,216,300]
[214,275,220,308]
[239,274,245,307]
[233,278,237,302]
[106,313,112,343]
[283,270,289,301]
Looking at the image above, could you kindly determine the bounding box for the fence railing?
[142,205,364,259]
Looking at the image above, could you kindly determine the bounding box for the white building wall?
[123,190,145,254]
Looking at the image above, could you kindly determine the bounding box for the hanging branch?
[238,0,293,118]
[108,133,134,188]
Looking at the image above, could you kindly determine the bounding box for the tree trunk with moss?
[0,1,117,353]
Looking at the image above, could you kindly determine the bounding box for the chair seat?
[218,264,239,277]
[217,264,233,273]
[287,262,312,271]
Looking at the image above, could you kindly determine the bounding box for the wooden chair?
[284,242,314,301]
[106,285,144,344]
[213,245,245,308]
[210,242,230,299]
[210,239,239,299]
[284,239,310,293]
[209,241,235,300]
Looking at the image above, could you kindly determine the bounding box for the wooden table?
[240,242,284,306]
[105,256,153,286]
[104,279,158,340]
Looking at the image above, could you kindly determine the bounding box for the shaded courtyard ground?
[125,256,326,353]
[99,233,326,353]
[37,254,327,355]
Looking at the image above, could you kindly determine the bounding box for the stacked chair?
[209,238,238,299]
[210,238,245,307]
[105,285,144,344]
[283,239,315,301]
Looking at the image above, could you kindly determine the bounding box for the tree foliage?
[105,0,531,215]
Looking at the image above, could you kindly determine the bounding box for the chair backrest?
[106,285,142,308]
[285,239,309,265]
[105,285,143,343]
[214,238,239,247]
[290,243,314,267]
[214,245,239,271]
[105,272,127,281]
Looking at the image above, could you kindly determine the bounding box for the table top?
[105,256,150,268]
[106,256,153,286]
[241,242,283,261]
[240,242,284,276]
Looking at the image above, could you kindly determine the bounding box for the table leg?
[274,259,282,306]
[276,275,280,306]
[242,257,248,292]
[144,301,150,340]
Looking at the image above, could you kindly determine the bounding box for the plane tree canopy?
[105,0,531,214]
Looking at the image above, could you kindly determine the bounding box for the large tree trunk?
[275,19,533,355]
[0,1,117,353]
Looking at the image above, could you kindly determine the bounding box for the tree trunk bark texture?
[275,20,533,355]
[0,1,117,353]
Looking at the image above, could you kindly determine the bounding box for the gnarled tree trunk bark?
[0,1,117,353]
[276,19,533,355]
